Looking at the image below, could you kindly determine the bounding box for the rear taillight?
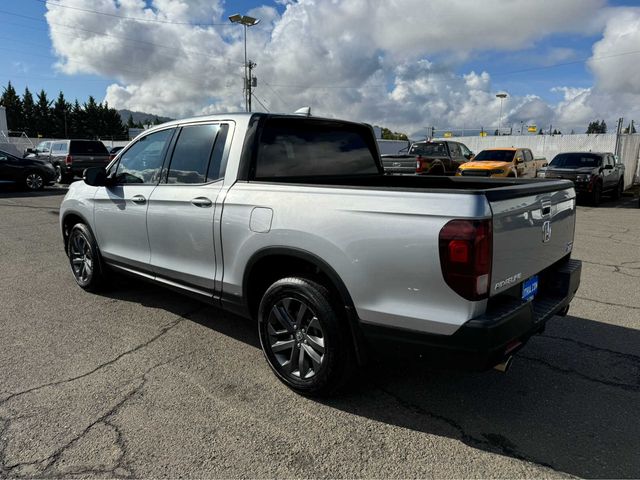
[439,219,492,300]
[65,155,73,165]
[109,154,115,161]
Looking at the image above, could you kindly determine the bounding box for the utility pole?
[246,61,257,113]
[229,14,260,112]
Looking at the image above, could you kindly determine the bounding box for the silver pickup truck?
[60,113,581,395]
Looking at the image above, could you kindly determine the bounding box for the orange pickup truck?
[456,148,546,178]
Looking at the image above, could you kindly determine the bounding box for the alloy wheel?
[25,173,44,190]
[69,231,93,283]
[266,297,325,380]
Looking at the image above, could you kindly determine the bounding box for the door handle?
[191,197,213,208]
[131,194,146,205]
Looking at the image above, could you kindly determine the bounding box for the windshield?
[408,143,447,156]
[473,150,515,162]
[550,153,601,168]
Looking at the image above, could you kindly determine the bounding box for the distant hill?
[118,109,173,126]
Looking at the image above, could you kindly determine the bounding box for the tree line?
[0,81,127,140]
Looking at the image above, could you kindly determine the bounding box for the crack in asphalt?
[580,260,640,278]
[0,356,184,478]
[519,355,640,392]
[0,305,204,408]
[574,296,640,311]
[374,387,557,472]
[540,334,640,362]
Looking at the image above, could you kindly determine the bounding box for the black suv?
[538,152,625,206]
[45,140,111,183]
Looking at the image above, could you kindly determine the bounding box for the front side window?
[448,143,462,156]
[165,123,228,184]
[524,150,533,162]
[114,129,173,184]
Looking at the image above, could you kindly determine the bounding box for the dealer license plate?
[522,275,539,302]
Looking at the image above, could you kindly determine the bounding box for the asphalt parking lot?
[0,185,638,478]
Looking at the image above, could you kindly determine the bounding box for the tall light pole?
[496,92,507,135]
[229,13,260,112]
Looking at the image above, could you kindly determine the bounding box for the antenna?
[294,107,311,117]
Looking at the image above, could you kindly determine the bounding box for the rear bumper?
[362,257,582,370]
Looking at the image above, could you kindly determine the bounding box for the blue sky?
[1,1,640,134]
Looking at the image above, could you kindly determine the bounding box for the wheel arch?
[61,211,91,253]
[242,246,368,365]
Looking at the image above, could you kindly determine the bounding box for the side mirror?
[604,164,613,170]
[515,157,523,164]
[84,167,108,186]
[25,148,35,154]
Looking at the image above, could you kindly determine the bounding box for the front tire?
[23,171,45,191]
[67,223,106,291]
[258,277,355,396]
[591,182,602,207]
[612,179,624,200]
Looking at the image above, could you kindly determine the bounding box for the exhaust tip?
[493,356,513,373]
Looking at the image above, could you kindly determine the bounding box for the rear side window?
[255,119,379,179]
[52,142,68,153]
[165,123,228,184]
[70,141,108,155]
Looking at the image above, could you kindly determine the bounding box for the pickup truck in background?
[456,148,546,178]
[60,113,581,395]
[381,140,474,175]
[537,152,624,206]
[46,139,111,184]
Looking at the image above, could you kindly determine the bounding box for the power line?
[34,0,227,26]
[251,93,271,112]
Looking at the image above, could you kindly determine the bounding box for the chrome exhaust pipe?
[493,356,513,373]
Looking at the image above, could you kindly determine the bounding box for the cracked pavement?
[0,186,639,478]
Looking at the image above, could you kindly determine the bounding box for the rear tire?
[67,223,107,292]
[258,277,355,396]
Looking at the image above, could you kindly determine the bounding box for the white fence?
[436,133,640,187]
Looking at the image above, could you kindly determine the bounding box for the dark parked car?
[0,149,56,190]
[537,152,625,206]
[45,140,111,183]
[381,140,474,175]
[109,146,124,159]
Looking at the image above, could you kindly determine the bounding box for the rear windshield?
[474,150,515,162]
[70,141,109,155]
[550,153,601,168]
[409,142,447,156]
[254,118,379,179]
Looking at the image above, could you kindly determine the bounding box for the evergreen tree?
[22,88,36,136]
[126,113,135,129]
[52,92,71,138]
[600,120,607,133]
[538,128,544,135]
[69,100,85,138]
[0,81,24,132]
[83,96,100,139]
[34,89,52,138]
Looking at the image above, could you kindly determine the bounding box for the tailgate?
[72,155,111,169]
[489,181,576,296]
[381,155,416,174]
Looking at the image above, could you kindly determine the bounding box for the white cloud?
[44,0,638,135]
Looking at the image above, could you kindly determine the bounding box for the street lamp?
[496,92,507,135]
[229,13,260,112]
